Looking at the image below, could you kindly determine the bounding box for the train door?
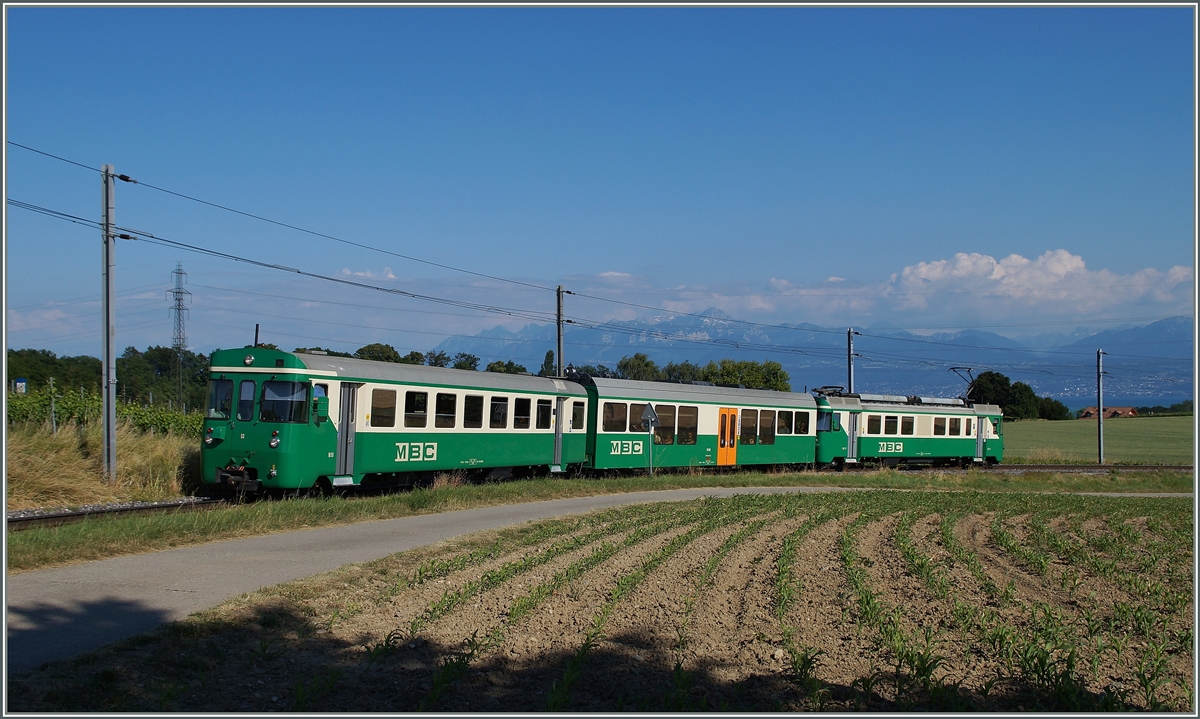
[335,382,361,477]
[974,416,985,462]
[845,412,859,463]
[718,407,738,466]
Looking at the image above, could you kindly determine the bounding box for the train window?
[237,380,257,421]
[964,419,973,436]
[677,406,698,445]
[760,410,776,445]
[261,381,309,423]
[603,403,627,432]
[464,395,484,428]
[514,398,532,429]
[719,413,727,448]
[884,415,898,435]
[435,393,456,428]
[654,404,675,445]
[490,397,509,429]
[776,411,793,435]
[866,414,881,434]
[949,417,961,436]
[991,418,1001,436]
[572,401,586,431]
[314,384,328,398]
[796,411,810,434]
[628,403,648,433]
[933,417,946,435]
[901,416,914,436]
[206,379,234,419]
[816,411,831,432]
[741,410,758,445]
[536,399,552,429]
[404,391,428,428]
[369,389,396,427]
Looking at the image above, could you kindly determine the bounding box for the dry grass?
[5,421,199,511]
[431,471,467,489]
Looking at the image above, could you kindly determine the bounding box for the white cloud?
[598,271,632,279]
[826,276,845,283]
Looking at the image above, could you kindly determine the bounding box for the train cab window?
[949,417,961,436]
[654,404,675,445]
[934,417,946,435]
[464,395,484,428]
[370,389,397,427]
[237,380,257,421]
[884,415,899,435]
[740,410,758,445]
[628,404,648,433]
[314,384,328,398]
[759,410,776,445]
[571,401,586,431]
[514,398,532,429]
[677,406,698,445]
[964,419,973,436]
[603,403,627,432]
[536,399,552,429]
[901,416,915,436]
[816,411,832,432]
[490,397,509,429]
[866,414,881,435]
[796,411,810,435]
[435,393,457,428]
[776,411,793,435]
[992,418,1001,436]
[261,381,309,423]
[206,379,234,419]
[404,391,428,428]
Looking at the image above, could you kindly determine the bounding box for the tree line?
[968,371,1072,420]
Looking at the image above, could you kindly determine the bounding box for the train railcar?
[813,389,1002,468]
[201,348,590,494]
[575,375,819,470]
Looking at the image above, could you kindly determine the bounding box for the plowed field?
[9,490,1194,712]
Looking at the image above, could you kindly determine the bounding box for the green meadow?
[1003,415,1194,465]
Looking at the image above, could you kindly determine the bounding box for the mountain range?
[431,313,1193,403]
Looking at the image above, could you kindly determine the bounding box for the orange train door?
[718,407,738,466]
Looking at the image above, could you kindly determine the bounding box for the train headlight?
[270,437,281,448]
[244,355,254,366]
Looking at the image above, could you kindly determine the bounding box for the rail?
[7,498,229,532]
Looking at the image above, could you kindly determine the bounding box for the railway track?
[7,463,1189,532]
[6,498,229,532]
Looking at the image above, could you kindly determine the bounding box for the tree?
[1037,396,1072,421]
[354,343,402,363]
[253,342,279,350]
[425,351,451,368]
[968,371,1011,407]
[399,351,425,365]
[701,359,790,392]
[571,364,614,378]
[1006,382,1040,420]
[616,353,665,381]
[485,360,528,374]
[537,350,556,377]
[664,360,706,382]
[451,353,480,371]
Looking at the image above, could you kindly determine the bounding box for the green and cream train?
[201,347,1003,494]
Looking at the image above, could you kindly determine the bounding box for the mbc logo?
[395,442,438,462]
[610,440,644,455]
[877,442,904,453]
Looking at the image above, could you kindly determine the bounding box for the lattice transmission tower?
[168,261,192,409]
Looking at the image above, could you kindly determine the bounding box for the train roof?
[816,394,1001,415]
[210,348,587,395]
[578,376,817,408]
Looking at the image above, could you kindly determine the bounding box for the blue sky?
[4,6,1195,368]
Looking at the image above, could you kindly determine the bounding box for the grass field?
[1004,416,1194,465]
[9,491,1193,712]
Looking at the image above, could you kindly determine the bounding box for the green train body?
[201,348,590,493]
[201,349,1004,493]
[814,391,1003,468]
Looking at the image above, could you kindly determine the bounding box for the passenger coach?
[813,389,1003,468]
[202,348,589,494]
[576,375,819,471]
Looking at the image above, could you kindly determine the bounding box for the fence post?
[50,377,57,436]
